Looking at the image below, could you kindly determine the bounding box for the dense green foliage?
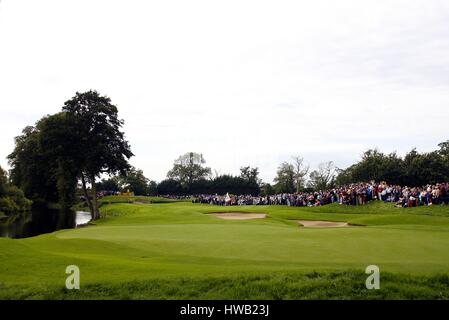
[273,162,296,193]
[159,156,261,195]
[1,199,449,299]
[8,90,133,218]
[8,125,59,204]
[7,114,78,208]
[0,166,32,215]
[62,90,133,219]
[335,142,449,186]
[167,152,211,189]
[157,175,260,195]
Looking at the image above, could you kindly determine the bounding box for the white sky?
[1,0,448,183]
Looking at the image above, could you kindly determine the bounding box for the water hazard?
[0,207,91,239]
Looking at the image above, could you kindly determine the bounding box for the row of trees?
[271,142,449,193]
[96,152,337,196]
[157,153,337,195]
[102,142,449,197]
[158,166,261,195]
[334,142,449,187]
[96,155,261,196]
[271,157,336,193]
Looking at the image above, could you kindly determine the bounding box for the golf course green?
[1,197,449,299]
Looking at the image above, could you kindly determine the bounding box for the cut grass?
[2,271,449,300]
[1,198,449,299]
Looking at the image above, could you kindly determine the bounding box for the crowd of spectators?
[192,182,449,208]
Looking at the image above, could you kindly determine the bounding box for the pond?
[0,207,91,239]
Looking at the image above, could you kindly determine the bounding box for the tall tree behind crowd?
[292,156,309,193]
[240,166,261,194]
[273,162,295,193]
[167,152,211,191]
[308,161,336,191]
[334,142,449,186]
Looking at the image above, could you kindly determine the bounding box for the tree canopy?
[8,114,78,208]
[334,143,449,187]
[167,152,211,191]
[0,165,32,216]
[273,162,295,193]
[8,90,133,219]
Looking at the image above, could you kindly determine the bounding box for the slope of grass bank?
[2,271,449,300]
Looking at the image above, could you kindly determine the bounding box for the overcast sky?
[1,0,448,183]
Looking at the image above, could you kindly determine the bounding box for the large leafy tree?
[403,150,448,185]
[273,162,295,193]
[240,166,261,184]
[167,152,211,191]
[62,90,133,219]
[8,114,79,208]
[8,93,132,218]
[346,150,403,184]
[239,166,261,195]
[37,113,80,209]
[8,126,58,203]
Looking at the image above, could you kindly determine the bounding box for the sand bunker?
[297,220,349,228]
[208,212,267,220]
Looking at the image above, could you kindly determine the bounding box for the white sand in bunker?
[297,220,349,228]
[208,212,267,220]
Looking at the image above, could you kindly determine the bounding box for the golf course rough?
[1,197,449,299]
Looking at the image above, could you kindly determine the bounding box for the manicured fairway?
[1,199,449,299]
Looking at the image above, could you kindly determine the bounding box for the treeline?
[334,143,449,187]
[97,161,261,196]
[100,175,260,196]
[98,152,314,196]
[158,175,260,196]
[99,143,449,197]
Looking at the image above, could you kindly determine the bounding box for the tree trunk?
[90,175,100,220]
[80,173,95,219]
